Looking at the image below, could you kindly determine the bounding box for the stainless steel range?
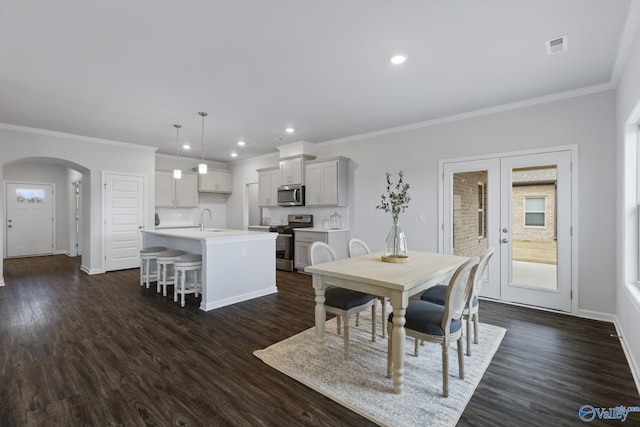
[270,214,313,271]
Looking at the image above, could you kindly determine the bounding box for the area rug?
[254,308,506,427]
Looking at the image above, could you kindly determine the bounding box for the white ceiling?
[0,0,634,162]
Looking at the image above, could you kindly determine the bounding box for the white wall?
[0,125,156,281]
[230,91,617,317]
[616,2,640,390]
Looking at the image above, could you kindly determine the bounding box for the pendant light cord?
[199,111,207,163]
[174,124,181,169]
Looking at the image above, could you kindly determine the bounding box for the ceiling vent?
[546,35,568,55]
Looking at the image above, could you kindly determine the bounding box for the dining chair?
[420,247,495,356]
[310,241,377,360]
[348,237,389,339]
[386,256,479,397]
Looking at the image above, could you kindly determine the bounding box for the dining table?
[304,250,468,394]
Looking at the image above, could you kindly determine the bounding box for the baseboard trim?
[199,286,278,311]
[80,265,104,275]
[614,317,640,396]
[577,309,617,323]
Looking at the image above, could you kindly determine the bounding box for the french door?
[441,148,575,312]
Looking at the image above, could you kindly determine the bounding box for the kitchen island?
[141,228,277,311]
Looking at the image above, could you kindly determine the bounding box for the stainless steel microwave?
[277,185,305,206]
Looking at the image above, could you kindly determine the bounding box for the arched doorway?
[3,157,90,264]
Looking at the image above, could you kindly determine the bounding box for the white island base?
[142,228,277,311]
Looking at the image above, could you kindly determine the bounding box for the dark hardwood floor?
[0,255,637,426]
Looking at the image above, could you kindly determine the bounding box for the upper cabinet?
[155,171,199,207]
[199,169,232,193]
[279,155,315,186]
[305,157,349,206]
[258,167,280,207]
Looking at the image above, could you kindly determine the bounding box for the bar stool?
[139,246,167,288]
[156,249,187,296]
[174,254,203,307]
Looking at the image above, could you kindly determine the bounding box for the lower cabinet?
[294,230,348,272]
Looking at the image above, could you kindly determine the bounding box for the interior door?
[104,173,144,271]
[500,151,572,312]
[5,182,54,257]
[442,149,574,312]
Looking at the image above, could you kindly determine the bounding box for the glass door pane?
[510,166,558,290]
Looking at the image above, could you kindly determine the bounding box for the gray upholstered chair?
[420,247,495,355]
[387,256,479,397]
[310,241,377,360]
[348,237,389,339]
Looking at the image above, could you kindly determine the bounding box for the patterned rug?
[254,308,506,427]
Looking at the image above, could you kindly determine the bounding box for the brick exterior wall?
[511,184,556,241]
[452,171,489,257]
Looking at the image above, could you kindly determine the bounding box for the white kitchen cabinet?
[294,229,348,272]
[155,171,199,207]
[258,167,280,207]
[279,155,314,185]
[199,169,232,193]
[304,157,349,206]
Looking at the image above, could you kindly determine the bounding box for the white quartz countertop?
[142,228,277,242]
[293,227,349,233]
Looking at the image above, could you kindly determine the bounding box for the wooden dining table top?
[305,251,468,292]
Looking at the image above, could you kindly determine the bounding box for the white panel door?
[5,182,54,257]
[105,173,144,271]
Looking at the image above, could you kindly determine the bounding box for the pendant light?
[198,111,208,174]
[173,124,182,179]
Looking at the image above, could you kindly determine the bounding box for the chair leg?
[195,269,200,297]
[343,314,349,360]
[157,263,163,293]
[174,271,179,302]
[145,259,151,288]
[473,312,480,344]
[140,259,145,286]
[386,323,393,378]
[414,338,419,356]
[371,303,376,343]
[442,342,449,398]
[457,336,465,380]
[355,312,360,327]
[381,297,387,339]
[336,314,341,335]
[180,271,187,307]
[466,315,472,356]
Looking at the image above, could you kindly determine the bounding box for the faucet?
[200,208,213,232]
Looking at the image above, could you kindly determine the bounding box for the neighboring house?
[511,167,557,242]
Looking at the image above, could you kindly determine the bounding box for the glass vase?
[384,221,408,259]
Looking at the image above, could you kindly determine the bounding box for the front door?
[5,182,54,257]
[441,148,575,312]
[104,173,144,271]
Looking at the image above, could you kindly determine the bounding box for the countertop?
[142,227,277,242]
[293,227,349,233]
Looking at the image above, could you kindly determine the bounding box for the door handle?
[501,238,509,244]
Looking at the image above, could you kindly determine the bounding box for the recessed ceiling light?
[230,152,238,158]
[285,127,295,133]
[390,54,407,65]
[182,143,191,150]
[237,140,246,146]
